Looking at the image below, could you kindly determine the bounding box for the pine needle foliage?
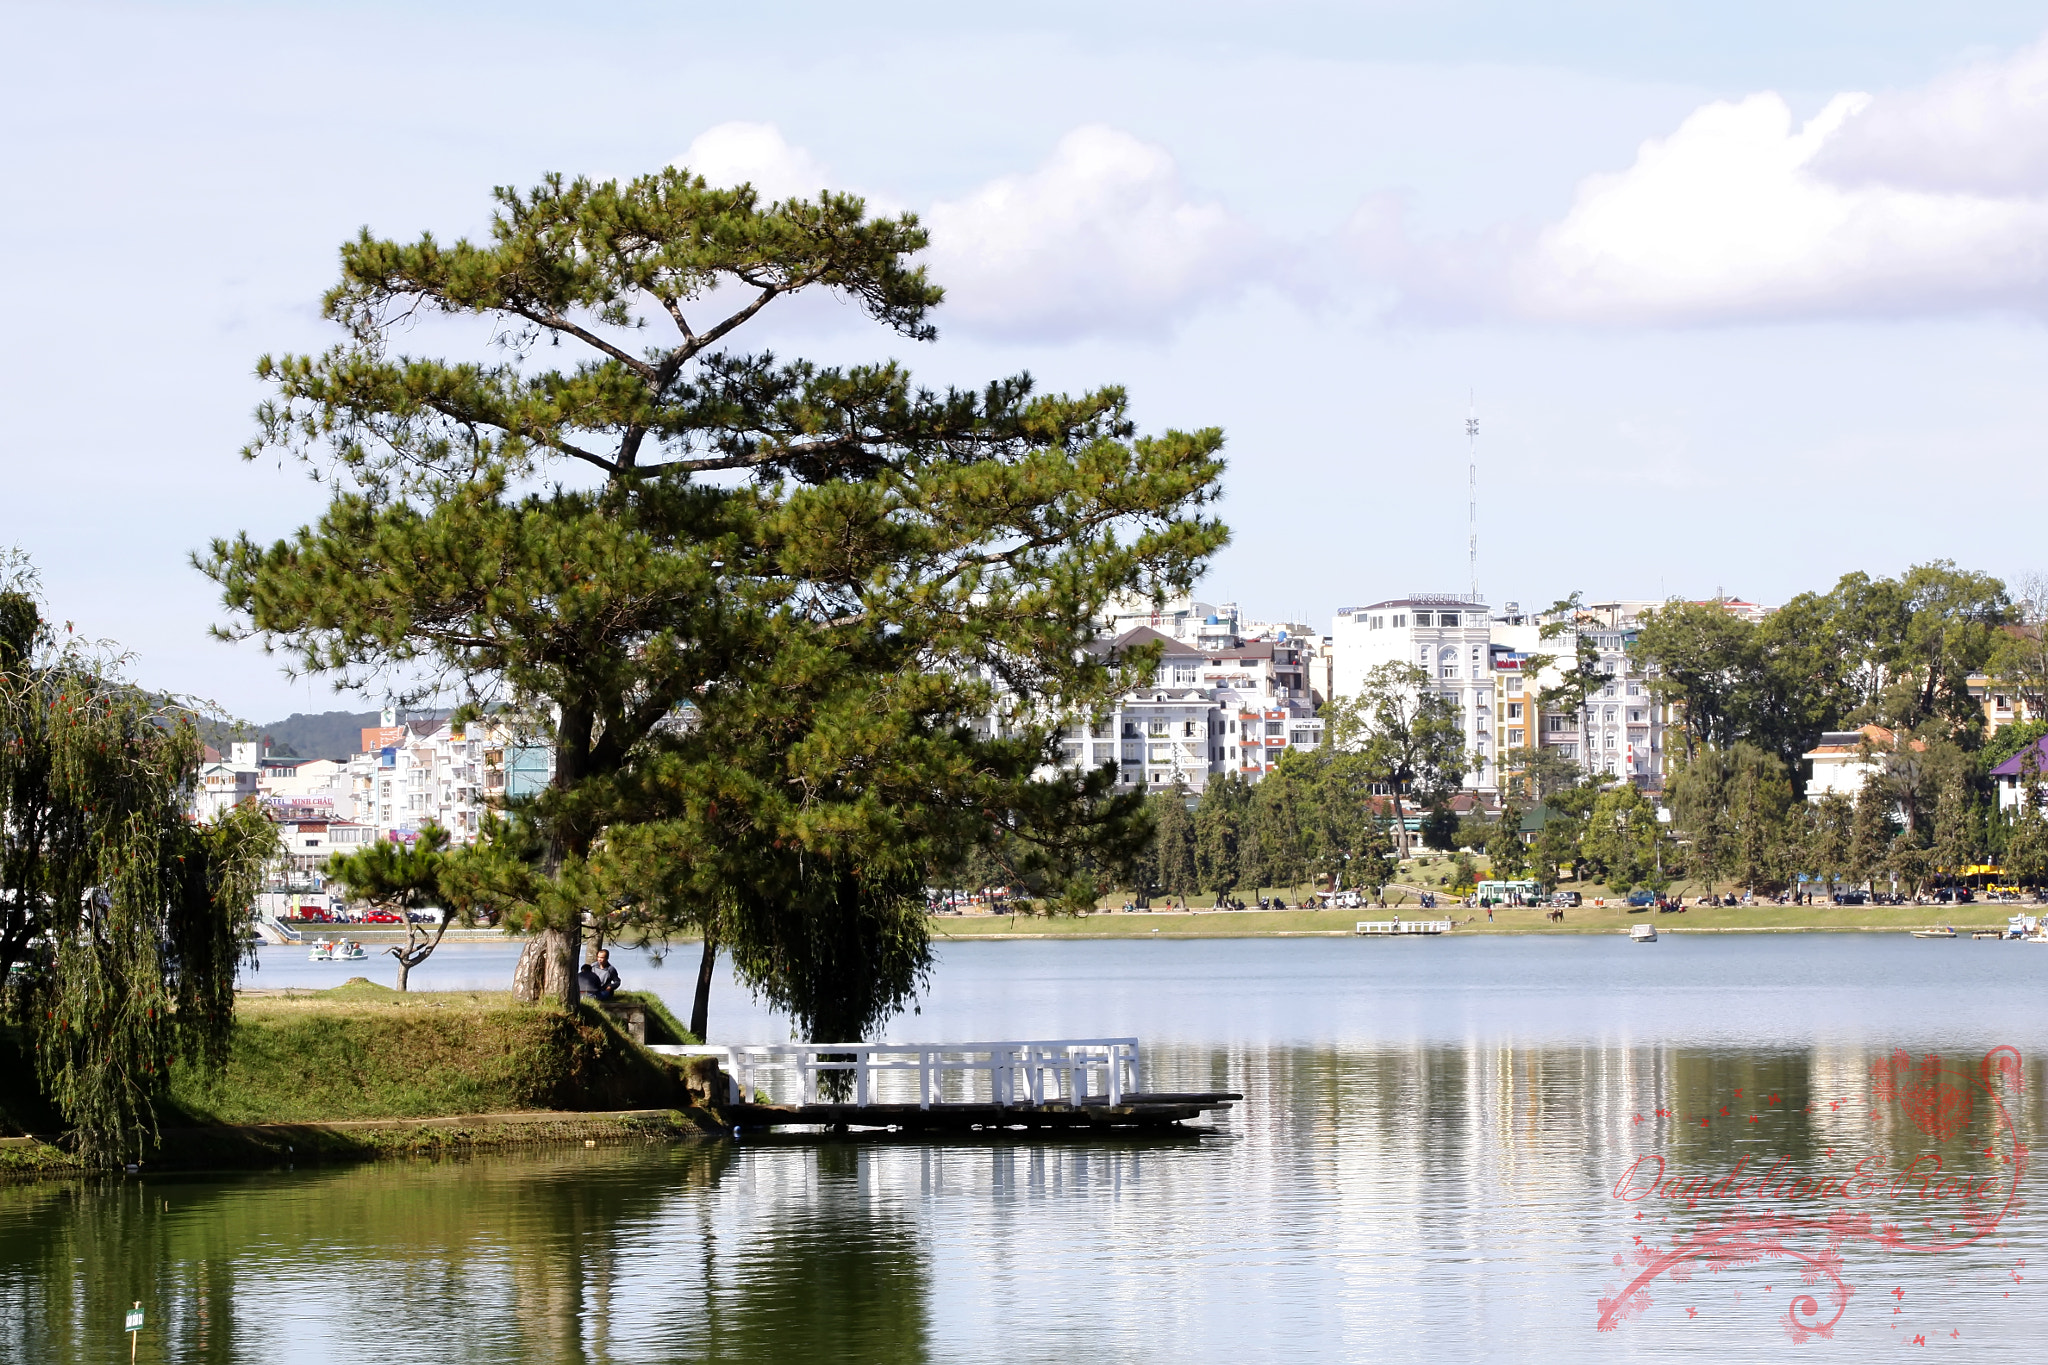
[0,561,277,1163]
[198,170,1227,1040]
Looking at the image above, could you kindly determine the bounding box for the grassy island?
[2,982,720,1178]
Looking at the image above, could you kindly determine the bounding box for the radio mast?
[1466,394,1479,603]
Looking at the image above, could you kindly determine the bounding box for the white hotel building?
[1330,595,1502,794]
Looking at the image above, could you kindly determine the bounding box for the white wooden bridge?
[649,1037,1238,1131]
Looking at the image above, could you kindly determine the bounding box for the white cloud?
[1815,36,2048,195]
[674,122,833,203]
[1509,46,2048,324]
[923,126,1259,339]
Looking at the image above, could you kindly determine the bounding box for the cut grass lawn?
[164,979,692,1125]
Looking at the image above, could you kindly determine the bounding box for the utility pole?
[1466,395,1479,604]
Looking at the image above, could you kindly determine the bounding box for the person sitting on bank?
[578,948,621,1002]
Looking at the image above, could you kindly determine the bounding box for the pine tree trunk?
[690,932,717,1042]
[512,939,546,1002]
[539,924,581,1007]
[395,957,411,992]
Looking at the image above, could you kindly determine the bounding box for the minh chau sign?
[1598,1047,2027,1344]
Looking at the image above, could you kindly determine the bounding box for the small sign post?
[126,1302,143,1361]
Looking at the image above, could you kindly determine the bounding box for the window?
[1371,615,1384,629]
[1475,740,1486,756]
[1626,683,1643,697]
[1289,729,1314,746]
[1507,703,1523,720]
[1265,722,1284,737]
[1548,715,1572,732]
[1183,720,1197,737]
[1603,683,1617,697]
[1997,694,2013,711]
[1604,707,1617,722]
[1171,665,1196,685]
[1439,645,1459,680]
[1414,611,1433,626]
[1507,728,1524,746]
[1602,662,1616,675]
[1148,744,1172,762]
[1558,744,1577,759]
[1628,709,1644,724]
[1148,719,1168,736]
[1606,733,1618,749]
[1392,614,1406,627]
[1151,772,1164,783]
[1439,612,1459,626]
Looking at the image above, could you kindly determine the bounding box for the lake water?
[3,935,2042,1362]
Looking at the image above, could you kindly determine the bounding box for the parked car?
[1831,891,1867,906]
[1625,890,1655,908]
[362,911,402,924]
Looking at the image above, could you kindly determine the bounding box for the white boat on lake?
[1629,924,1657,943]
[308,938,367,961]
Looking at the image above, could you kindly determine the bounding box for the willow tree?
[0,565,276,1163]
[199,171,1225,1041]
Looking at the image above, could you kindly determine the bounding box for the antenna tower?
[1466,395,1479,602]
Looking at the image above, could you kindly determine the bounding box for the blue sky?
[7,1,2048,717]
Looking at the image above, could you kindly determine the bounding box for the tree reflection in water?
[3,1042,2041,1362]
[0,1140,933,1364]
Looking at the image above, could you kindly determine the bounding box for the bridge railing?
[650,1038,1143,1109]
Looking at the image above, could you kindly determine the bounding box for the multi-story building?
[1533,601,1671,789]
[345,712,540,843]
[1968,672,2038,737]
[1097,595,1239,648]
[1325,594,1680,796]
[1055,623,1325,793]
[192,741,260,821]
[1330,594,1500,794]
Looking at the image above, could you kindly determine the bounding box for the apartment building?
[347,713,545,842]
[1532,601,1671,789]
[1055,623,1325,793]
[1330,594,1500,793]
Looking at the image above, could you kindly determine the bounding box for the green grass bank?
[2,981,719,1178]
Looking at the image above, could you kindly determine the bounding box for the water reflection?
[2,1040,2040,1363]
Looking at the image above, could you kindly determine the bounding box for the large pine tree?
[200,171,1226,1040]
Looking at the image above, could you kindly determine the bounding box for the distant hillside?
[196,709,447,761]
[256,711,383,760]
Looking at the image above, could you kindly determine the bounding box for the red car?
[361,911,402,924]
